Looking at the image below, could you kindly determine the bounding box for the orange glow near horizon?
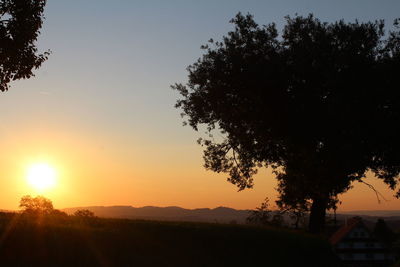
[0,129,398,212]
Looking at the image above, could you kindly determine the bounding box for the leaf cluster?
[0,0,49,91]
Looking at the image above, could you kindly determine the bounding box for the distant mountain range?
[62,205,400,226]
[63,206,252,224]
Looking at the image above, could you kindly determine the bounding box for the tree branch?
[232,148,244,175]
[359,180,388,203]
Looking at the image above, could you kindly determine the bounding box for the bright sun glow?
[27,163,57,191]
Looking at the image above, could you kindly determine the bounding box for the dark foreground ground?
[0,212,338,267]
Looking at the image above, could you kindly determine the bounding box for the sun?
[26,163,57,192]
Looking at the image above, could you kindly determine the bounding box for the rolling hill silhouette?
[63,206,400,228]
[63,206,251,223]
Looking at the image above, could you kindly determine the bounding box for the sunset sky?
[0,0,399,211]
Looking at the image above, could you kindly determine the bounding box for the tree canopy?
[173,13,400,233]
[19,195,53,214]
[0,0,49,91]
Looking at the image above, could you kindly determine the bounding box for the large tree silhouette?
[0,0,49,91]
[173,13,400,233]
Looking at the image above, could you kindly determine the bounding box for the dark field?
[0,212,338,267]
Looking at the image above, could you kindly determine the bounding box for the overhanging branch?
[359,180,388,203]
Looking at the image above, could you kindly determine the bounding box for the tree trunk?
[309,197,328,234]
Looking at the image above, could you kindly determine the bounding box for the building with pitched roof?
[330,217,395,266]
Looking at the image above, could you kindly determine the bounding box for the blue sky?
[31,0,400,145]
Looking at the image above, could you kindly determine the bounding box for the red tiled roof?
[329,217,362,245]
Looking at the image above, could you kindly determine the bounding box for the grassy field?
[0,212,338,266]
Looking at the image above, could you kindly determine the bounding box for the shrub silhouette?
[74,209,95,218]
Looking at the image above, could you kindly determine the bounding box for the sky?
[0,0,399,211]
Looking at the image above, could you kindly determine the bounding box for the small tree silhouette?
[19,195,54,214]
[277,200,310,229]
[246,198,272,225]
